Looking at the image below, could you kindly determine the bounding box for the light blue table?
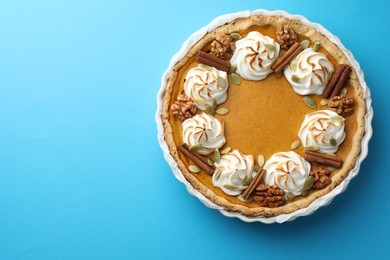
[0,0,389,259]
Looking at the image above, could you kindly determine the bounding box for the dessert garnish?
[310,166,332,189]
[271,42,303,74]
[303,96,317,108]
[171,93,197,121]
[321,64,352,98]
[253,184,286,207]
[276,24,298,50]
[328,95,354,116]
[210,34,235,60]
[178,143,215,175]
[304,150,342,168]
[291,140,301,150]
[241,168,266,201]
[196,51,230,72]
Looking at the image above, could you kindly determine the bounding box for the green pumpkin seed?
[223,184,238,190]
[213,168,221,179]
[194,98,206,106]
[300,39,310,49]
[330,115,345,125]
[231,73,241,85]
[211,98,217,109]
[340,87,348,96]
[199,63,212,71]
[291,140,301,150]
[327,166,336,173]
[285,192,295,201]
[207,157,214,166]
[257,154,265,168]
[188,165,201,173]
[291,75,300,83]
[253,165,260,173]
[330,137,337,146]
[228,64,237,74]
[237,194,253,203]
[320,98,329,106]
[217,76,226,89]
[304,176,314,190]
[230,33,242,40]
[214,148,221,163]
[312,42,321,52]
[301,189,309,196]
[304,145,320,152]
[264,43,276,51]
[303,96,317,108]
[216,107,229,115]
[220,146,231,155]
[189,143,203,152]
[205,104,215,115]
[291,59,298,71]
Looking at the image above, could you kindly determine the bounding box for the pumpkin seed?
[231,73,241,85]
[285,192,295,201]
[217,76,226,89]
[320,98,329,106]
[303,96,317,108]
[228,64,237,74]
[211,98,217,109]
[312,42,321,52]
[213,168,221,179]
[304,176,314,190]
[216,107,229,115]
[207,157,214,166]
[327,166,336,173]
[330,137,337,146]
[230,32,242,40]
[300,39,310,49]
[223,184,238,190]
[214,149,221,163]
[291,74,300,83]
[205,104,215,115]
[199,63,212,71]
[220,146,231,155]
[304,145,320,152]
[257,154,265,168]
[291,59,298,71]
[301,190,309,197]
[291,140,301,150]
[188,165,201,173]
[264,43,276,51]
[253,165,260,173]
[189,143,203,152]
[340,87,348,96]
[330,115,345,125]
[194,98,206,106]
[237,194,253,203]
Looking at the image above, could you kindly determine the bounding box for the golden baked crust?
[161,15,366,217]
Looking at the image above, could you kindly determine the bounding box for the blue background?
[0,0,389,259]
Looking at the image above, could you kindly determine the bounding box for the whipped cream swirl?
[184,64,228,110]
[298,110,346,154]
[182,112,226,155]
[284,48,334,95]
[230,31,280,81]
[263,152,311,196]
[213,149,256,196]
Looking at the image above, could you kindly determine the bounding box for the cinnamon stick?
[179,144,215,175]
[322,64,346,98]
[271,42,300,71]
[242,168,266,200]
[273,45,303,74]
[304,150,342,168]
[196,51,230,72]
[330,65,351,98]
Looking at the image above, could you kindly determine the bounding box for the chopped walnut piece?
[310,166,331,189]
[276,24,298,50]
[253,184,286,207]
[171,93,197,122]
[210,34,234,60]
[328,95,354,117]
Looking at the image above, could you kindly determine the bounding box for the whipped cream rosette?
[230,31,280,81]
[184,64,228,110]
[263,152,311,196]
[298,110,346,154]
[284,48,334,95]
[212,149,256,196]
[182,112,226,155]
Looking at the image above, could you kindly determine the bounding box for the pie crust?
[157,11,372,221]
